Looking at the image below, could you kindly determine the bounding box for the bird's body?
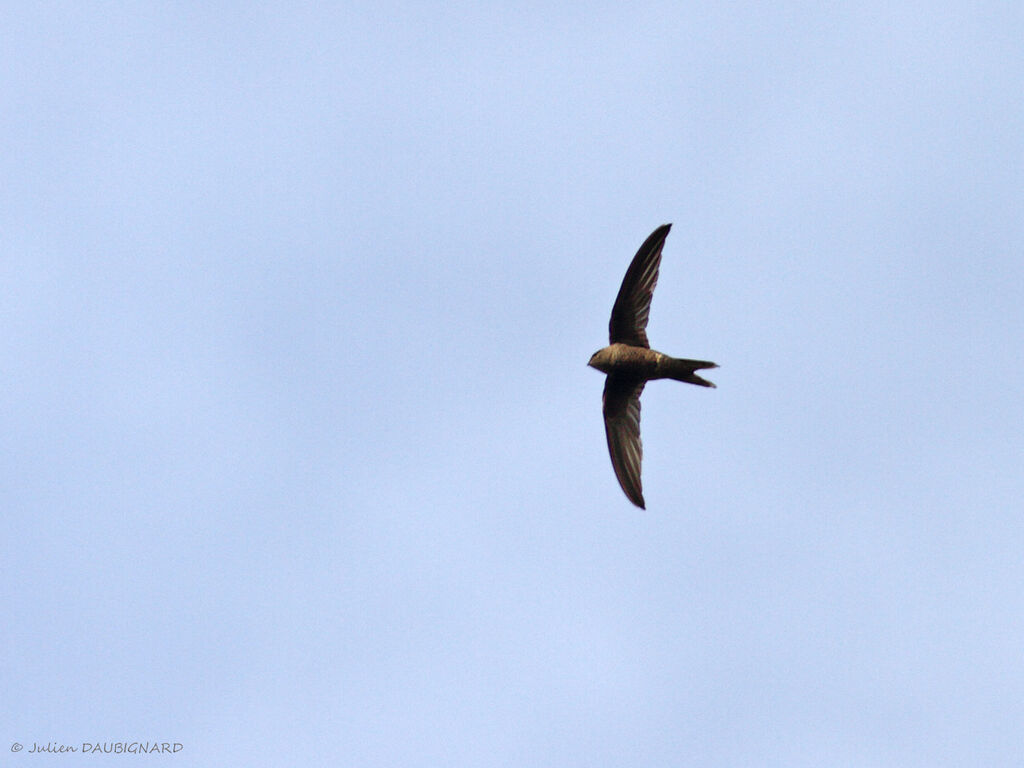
[588,224,717,509]
[588,343,716,386]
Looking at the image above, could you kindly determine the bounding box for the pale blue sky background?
[3,2,1023,766]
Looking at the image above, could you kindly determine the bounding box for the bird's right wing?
[608,224,671,347]
[602,375,646,509]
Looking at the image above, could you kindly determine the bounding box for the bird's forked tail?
[664,357,718,388]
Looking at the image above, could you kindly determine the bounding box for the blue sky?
[3,2,1022,766]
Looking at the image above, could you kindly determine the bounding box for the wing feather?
[608,224,671,347]
[602,375,646,509]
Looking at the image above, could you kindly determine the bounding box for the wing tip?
[621,486,645,509]
[649,222,672,241]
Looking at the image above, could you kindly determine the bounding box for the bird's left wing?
[602,375,646,509]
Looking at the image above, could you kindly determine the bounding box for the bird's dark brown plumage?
[608,223,669,348]
[588,224,717,509]
[602,376,646,508]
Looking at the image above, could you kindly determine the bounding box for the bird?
[588,224,717,509]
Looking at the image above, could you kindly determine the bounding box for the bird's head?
[588,347,613,373]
